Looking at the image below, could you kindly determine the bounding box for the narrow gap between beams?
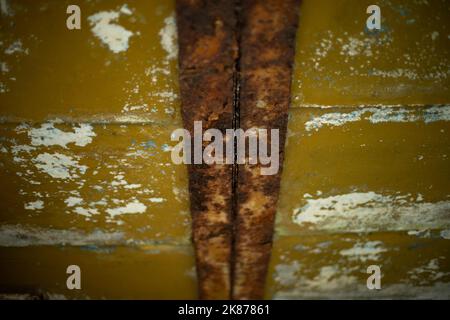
[230,0,242,299]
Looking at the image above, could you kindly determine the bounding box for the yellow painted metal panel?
[277,107,450,235]
[272,0,450,296]
[0,0,195,299]
[0,123,190,243]
[291,0,450,106]
[266,233,450,299]
[0,245,196,299]
[0,0,179,123]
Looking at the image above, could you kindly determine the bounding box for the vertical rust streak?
[233,0,301,299]
[176,0,238,300]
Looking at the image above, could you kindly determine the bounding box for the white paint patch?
[33,153,88,179]
[28,123,96,148]
[407,229,432,238]
[119,4,132,15]
[273,280,450,300]
[74,207,99,217]
[0,0,13,16]
[13,156,25,163]
[274,261,301,286]
[440,229,450,240]
[149,197,165,203]
[4,40,27,55]
[14,123,30,133]
[305,105,450,132]
[159,13,178,60]
[424,106,450,123]
[11,145,36,154]
[1,62,9,73]
[0,225,124,247]
[305,109,365,131]
[340,37,374,57]
[292,192,450,233]
[273,257,450,299]
[371,68,419,80]
[64,197,83,207]
[161,144,172,152]
[431,31,439,41]
[89,199,108,207]
[88,7,134,53]
[274,263,358,295]
[121,103,148,113]
[408,259,449,285]
[106,200,147,218]
[153,90,178,101]
[123,184,141,189]
[24,200,44,211]
[339,241,387,262]
[0,82,9,93]
[305,265,357,291]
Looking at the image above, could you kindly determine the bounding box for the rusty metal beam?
[176,0,238,300]
[232,0,301,300]
[177,0,300,299]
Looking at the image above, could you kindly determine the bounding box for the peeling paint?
[292,192,450,232]
[73,207,99,217]
[88,6,134,54]
[304,105,450,132]
[64,196,83,207]
[106,199,147,218]
[408,258,450,285]
[273,281,450,300]
[4,39,27,55]
[274,262,357,296]
[0,0,13,17]
[274,261,301,286]
[440,229,450,240]
[159,13,178,61]
[270,231,450,300]
[11,145,36,154]
[33,153,88,179]
[24,200,44,211]
[28,123,96,148]
[339,241,387,262]
[0,225,124,247]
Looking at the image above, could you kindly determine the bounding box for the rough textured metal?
[233,0,301,300]
[176,0,238,300]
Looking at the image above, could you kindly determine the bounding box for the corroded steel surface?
[233,0,301,300]
[176,0,238,300]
